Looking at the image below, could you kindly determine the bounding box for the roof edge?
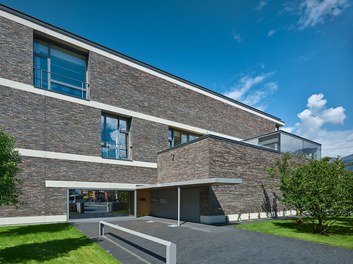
[0,4,284,124]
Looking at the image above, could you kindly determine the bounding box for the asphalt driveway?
[73,217,353,264]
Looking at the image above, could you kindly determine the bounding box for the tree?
[268,154,353,234]
[0,128,22,206]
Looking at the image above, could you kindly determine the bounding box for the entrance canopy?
[136,178,242,190]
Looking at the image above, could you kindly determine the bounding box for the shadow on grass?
[0,237,92,263]
[0,223,70,237]
[273,217,353,236]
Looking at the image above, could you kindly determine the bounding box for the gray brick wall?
[0,86,100,156]
[157,139,210,183]
[0,157,157,217]
[130,118,168,163]
[88,51,277,139]
[0,17,32,84]
[157,136,284,215]
[208,137,283,214]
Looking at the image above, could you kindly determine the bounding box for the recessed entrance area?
[68,189,135,219]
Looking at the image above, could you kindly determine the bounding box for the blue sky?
[2,0,352,157]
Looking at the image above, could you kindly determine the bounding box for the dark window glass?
[33,39,88,99]
[168,128,200,147]
[181,133,188,144]
[174,130,181,146]
[101,114,130,160]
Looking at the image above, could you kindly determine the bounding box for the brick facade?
[0,16,32,84]
[0,7,287,224]
[158,136,284,216]
[0,157,157,218]
[89,51,277,139]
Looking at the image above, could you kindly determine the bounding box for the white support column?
[134,190,137,218]
[66,189,70,222]
[177,187,180,226]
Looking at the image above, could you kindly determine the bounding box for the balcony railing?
[33,67,89,99]
[243,130,321,159]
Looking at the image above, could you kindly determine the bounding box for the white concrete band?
[0,215,66,226]
[18,148,157,168]
[45,180,139,190]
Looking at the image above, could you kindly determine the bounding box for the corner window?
[101,114,130,159]
[33,38,88,99]
[168,128,200,148]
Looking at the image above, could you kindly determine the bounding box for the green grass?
[0,223,120,263]
[235,217,353,249]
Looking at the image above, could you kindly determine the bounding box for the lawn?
[0,223,120,263]
[235,217,353,249]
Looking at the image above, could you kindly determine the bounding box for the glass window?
[101,114,130,160]
[33,39,88,99]
[168,128,200,148]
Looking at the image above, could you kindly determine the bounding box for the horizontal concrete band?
[1,77,242,142]
[18,148,157,168]
[228,210,297,221]
[0,215,66,226]
[0,9,284,126]
[46,180,140,190]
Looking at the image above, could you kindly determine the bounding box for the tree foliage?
[0,128,23,206]
[268,154,353,234]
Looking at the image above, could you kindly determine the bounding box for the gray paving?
[73,217,353,264]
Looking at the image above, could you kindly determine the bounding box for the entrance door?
[151,188,200,223]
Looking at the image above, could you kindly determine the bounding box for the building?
[0,5,321,225]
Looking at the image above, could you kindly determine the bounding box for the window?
[33,38,88,99]
[168,128,200,148]
[101,114,130,159]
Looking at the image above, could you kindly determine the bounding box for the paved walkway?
[73,217,353,264]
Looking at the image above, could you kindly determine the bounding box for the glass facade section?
[101,114,130,159]
[33,39,88,99]
[243,130,321,159]
[168,128,200,147]
[68,189,135,219]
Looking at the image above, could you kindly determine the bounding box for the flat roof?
[0,4,284,125]
[137,178,242,190]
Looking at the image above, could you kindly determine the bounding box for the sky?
[1,0,352,157]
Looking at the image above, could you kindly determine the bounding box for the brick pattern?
[0,157,157,217]
[157,136,284,215]
[157,139,210,183]
[0,17,32,84]
[208,137,284,214]
[130,118,168,163]
[88,51,277,139]
[0,86,100,156]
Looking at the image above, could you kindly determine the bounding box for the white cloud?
[314,129,353,157]
[267,29,276,37]
[285,93,351,157]
[307,93,326,109]
[256,0,268,10]
[223,72,277,110]
[322,107,346,124]
[233,33,242,43]
[288,0,350,29]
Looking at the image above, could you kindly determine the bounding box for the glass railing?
[243,130,321,159]
[33,68,89,99]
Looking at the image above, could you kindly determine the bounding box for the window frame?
[33,37,89,100]
[168,128,200,148]
[101,113,131,160]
